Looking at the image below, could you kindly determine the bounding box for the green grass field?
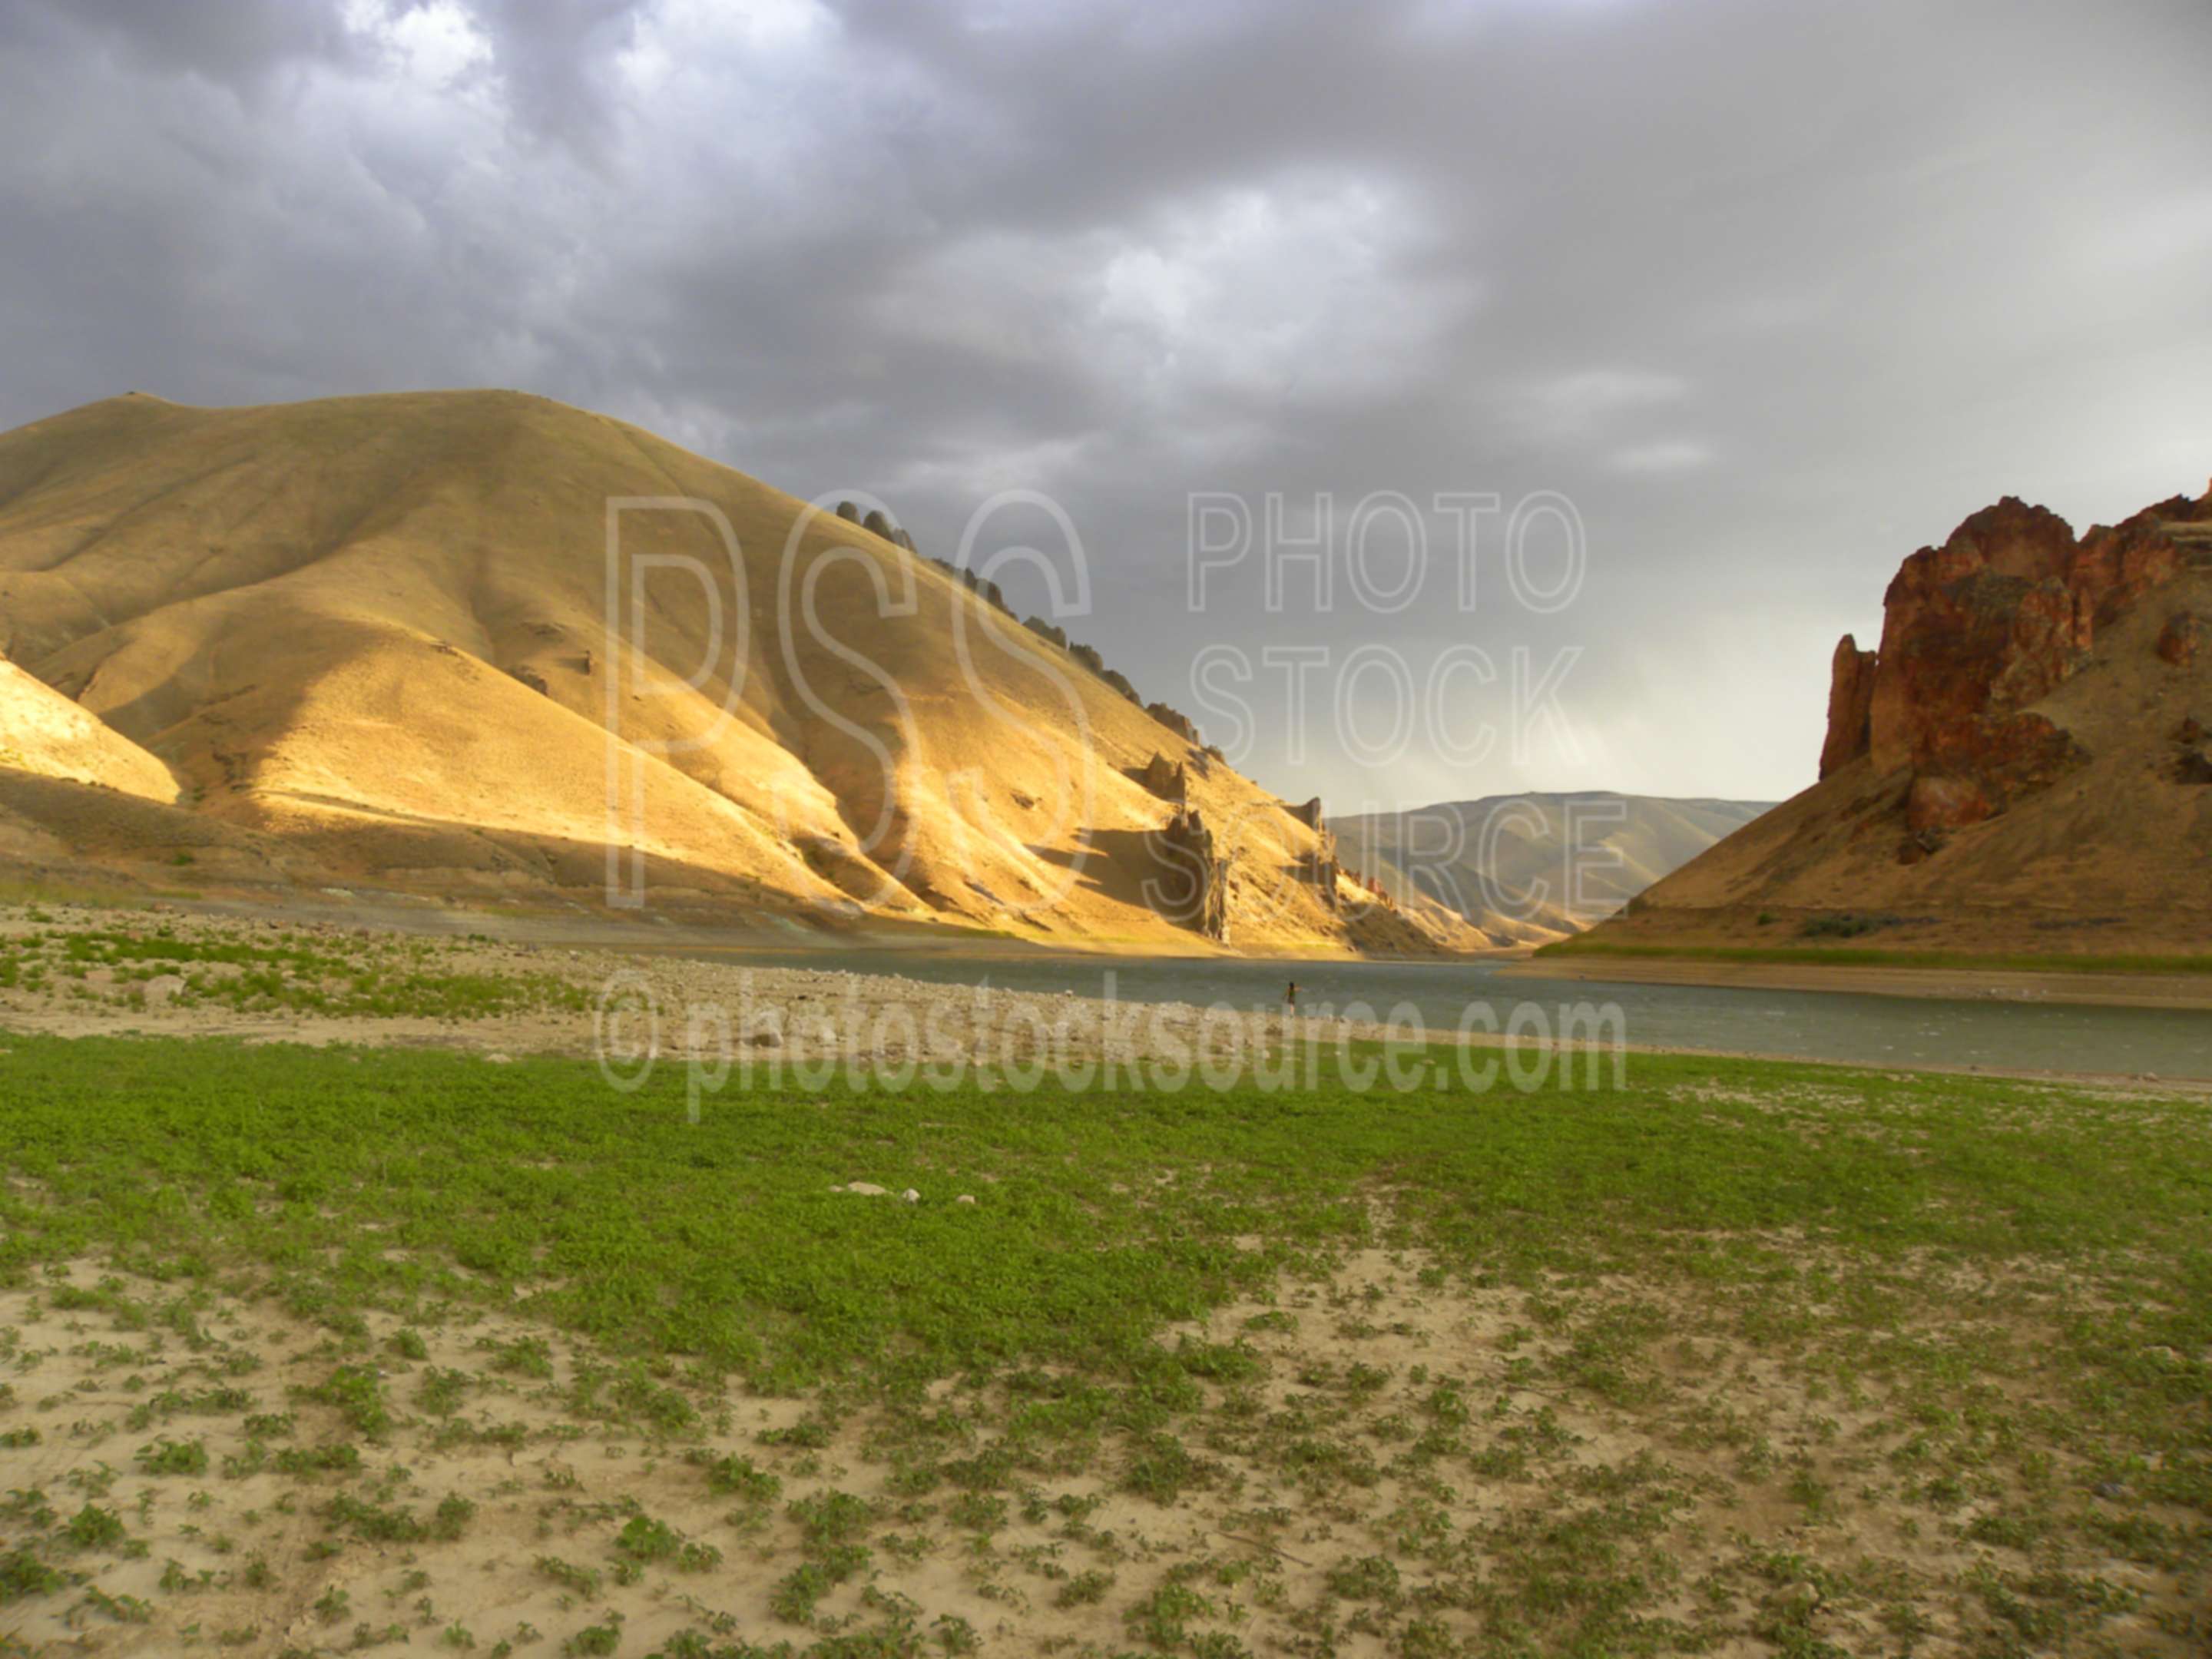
[0,1035,2207,1656]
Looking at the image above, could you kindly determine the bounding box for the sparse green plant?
[698,1452,780,1502]
[1055,1569,1114,1608]
[64,1503,126,1550]
[299,1366,392,1438]
[0,1547,65,1601]
[135,1436,209,1476]
[537,1557,601,1598]
[1325,1555,1400,1601]
[614,1515,679,1561]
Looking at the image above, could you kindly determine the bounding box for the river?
[652,947,2212,1081]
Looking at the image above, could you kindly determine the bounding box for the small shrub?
[491,1337,554,1379]
[1123,1433,1207,1505]
[1799,912,1899,940]
[945,1492,1007,1533]
[1326,1555,1401,1601]
[65,1504,127,1550]
[770,1562,830,1624]
[275,1443,362,1477]
[418,1368,472,1416]
[1055,1569,1114,1608]
[0,1547,66,1602]
[614,1515,679,1562]
[300,1366,392,1438]
[788,1489,872,1547]
[700,1453,780,1503]
[1126,1580,1214,1647]
[758,1416,833,1450]
[537,1556,601,1598]
[135,1438,210,1477]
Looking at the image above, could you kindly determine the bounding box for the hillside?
[1571,479,2212,956]
[0,653,178,806]
[1331,793,1773,947]
[0,390,1482,955]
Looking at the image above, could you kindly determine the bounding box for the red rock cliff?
[1824,485,2211,831]
[1818,635,1876,778]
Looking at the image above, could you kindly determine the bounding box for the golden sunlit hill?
[0,390,1480,955]
[1562,480,2212,959]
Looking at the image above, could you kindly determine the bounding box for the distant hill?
[1576,479,2212,956]
[0,389,1484,956]
[1331,793,1774,946]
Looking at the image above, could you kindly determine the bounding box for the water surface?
[661,947,2212,1081]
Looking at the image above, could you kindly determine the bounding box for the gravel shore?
[0,902,1392,1070]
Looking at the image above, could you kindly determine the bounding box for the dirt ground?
[0,901,1396,1073]
[1,1242,2198,1658]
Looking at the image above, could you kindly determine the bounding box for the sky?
[2,0,2209,816]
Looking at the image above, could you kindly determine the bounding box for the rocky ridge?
[1575,470,2212,955]
[1820,486,2212,843]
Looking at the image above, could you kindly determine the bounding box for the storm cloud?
[2,0,2208,812]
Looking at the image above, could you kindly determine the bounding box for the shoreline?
[2,900,2207,1091]
[1503,952,2212,1012]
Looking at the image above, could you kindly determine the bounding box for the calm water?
[664,948,2212,1080]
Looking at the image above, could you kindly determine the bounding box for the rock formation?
[1145,701,1200,744]
[1154,806,1230,941]
[1826,489,2212,830]
[1569,471,2212,955]
[2157,611,2200,667]
[1137,751,1186,802]
[1818,636,1876,777]
[1305,832,1342,911]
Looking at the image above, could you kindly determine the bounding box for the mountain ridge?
[1331,791,1775,946]
[0,389,1483,956]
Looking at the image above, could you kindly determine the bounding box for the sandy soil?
[2,1243,2197,1657]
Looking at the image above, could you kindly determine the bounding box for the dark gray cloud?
[2,0,2208,810]
[1,0,359,84]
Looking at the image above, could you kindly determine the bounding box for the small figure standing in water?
[1285,980,1298,1013]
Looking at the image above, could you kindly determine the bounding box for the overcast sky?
[3,0,2208,814]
